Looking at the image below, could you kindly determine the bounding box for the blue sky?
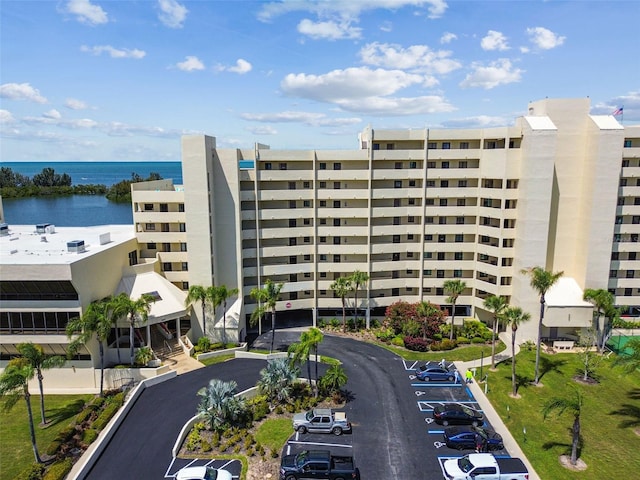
[1,0,638,161]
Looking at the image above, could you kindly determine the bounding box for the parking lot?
[164,458,242,479]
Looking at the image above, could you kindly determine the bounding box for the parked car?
[415,366,455,382]
[433,404,484,426]
[279,449,359,480]
[442,453,529,480]
[176,466,232,480]
[292,408,352,435]
[443,426,504,451]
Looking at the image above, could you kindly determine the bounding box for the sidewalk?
[454,332,541,480]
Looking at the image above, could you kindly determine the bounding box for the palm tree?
[0,358,41,463]
[250,279,284,353]
[331,276,353,332]
[502,306,531,397]
[443,280,466,341]
[521,266,564,384]
[113,293,154,366]
[612,338,640,373]
[257,358,299,405]
[415,301,441,340]
[349,270,369,328]
[542,387,584,466]
[211,285,239,346]
[483,295,508,369]
[196,378,246,432]
[583,288,617,352]
[288,335,312,390]
[16,342,66,424]
[319,364,348,395]
[66,298,114,397]
[185,285,209,336]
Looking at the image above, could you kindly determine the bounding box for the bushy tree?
[384,301,417,334]
[415,301,446,339]
[257,358,298,405]
[330,277,353,332]
[197,379,246,432]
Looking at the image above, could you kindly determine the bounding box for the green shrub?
[185,430,201,450]
[43,458,73,480]
[82,428,98,445]
[329,318,340,328]
[390,335,404,347]
[471,337,486,344]
[270,448,279,458]
[16,463,45,480]
[317,318,326,328]
[249,396,270,421]
[92,399,121,431]
[75,407,94,424]
[439,339,457,350]
[201,439,212,452]
[521,340,535,351]
[195,336,212,353]
[46,424,77,455]
[457,336,470,344]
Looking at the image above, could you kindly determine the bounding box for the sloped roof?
[545,277,592,308]
[115,271,188,326]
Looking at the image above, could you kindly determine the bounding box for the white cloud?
[43,109,62,120]
[247,125,278,135]
[526,27,565,50]
[460,59,523,89]
[440,32,457,44]
[175,56,205,72]
[0,109,15,124]
[241,111,361,127]
[297,18,362,40]
[336,95,455,116]
[0,83,48,103]
[281,67,424,102]
[379,21,393,33]
[258,1,448,23]
[359,42,461,75]
[80,45,146,59]
[224,59,253,74]
[593,91,640,117]
[481,30,509,51]
[157,0,188,29]
[65,98,89,110]
[64,0,108,25]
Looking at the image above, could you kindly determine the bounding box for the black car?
[433,404,484,426]
[443,426,504,451]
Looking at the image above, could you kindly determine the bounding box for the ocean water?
[1,162,182,227]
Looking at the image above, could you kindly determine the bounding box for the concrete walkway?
[454,332,541,480]
[162,351,205,374]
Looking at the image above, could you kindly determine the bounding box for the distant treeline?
[0,167,162,203]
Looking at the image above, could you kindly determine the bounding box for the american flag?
[612,107,624,116]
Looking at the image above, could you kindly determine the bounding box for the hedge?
[43,459,73,480]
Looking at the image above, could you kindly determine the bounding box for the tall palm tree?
[521,266,564,384]
[443,280,466,341]
[542,387,584,466]
[66,298,114,397]
[185,285,209,336]
[16,342,66,424]
[612,338,640,373]
[306,327,324,395]
[331,276,353,332]
[502,306,531,397]
[0,358,41,463]
[250,279,284,353]
[288,335,312,390]
[113,293,154,366]
[483,295,508,369]
[319,364,348,396]
[211,285,239,346]
[349,270,369,328]
[583,288,618,352]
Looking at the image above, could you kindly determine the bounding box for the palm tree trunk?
[37,371,46,425]
[354,286,359,326]
[115,329,122,364]
[270,309,276,354]
[534,296,545,384]
[24,389,42,463]
[571,415,580,465]
[491,317,498,369]
[450,304,456,342]
[342,299,346,332]
[511,328,517,396]
[314,345,319,397]
[202,304,207,336]
[306,356,312,390]
[99,342,105,397]
[222,303,227,346]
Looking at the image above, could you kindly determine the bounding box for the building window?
[438,234,446,243]
[441,180,449,188]
[409,180,416,187]
[455,234,463,242]
[303,181,310,188]
[180,243,187,252]
[442,161,449,169]
[303,200,311,207]
[393,235,401,243]
[178,203,185,212]
[630,252,637,261]
[320,237,326,243]
[128,250,137,266]
[319,162,327,170]
[304,254,311,261]
[456,216,464,224]
[625,288,632,296]
[459,161,468,169]
[627,270,635,279]
[334,218,340,226]
[265,163,272,170]
[457,199,466,206]
[394,180,402,188]
[620,178,628,187]
[428,142,437,149]
[289,182,296,190]
[410,161,417,169]
[279,163,287,170]
[408,198,415,205]
[611,252,620,260]
[333,200,340,208]
[408,216,415,223]
[289,219,297,228]
[333,163,341,170]
[182,262,188,271]
[425,217,434,224]
[458,180,467,187]
[147,242,156,250]
[144,203,154,211]
[394,198,401,207]
[426,198,435,206]
[460,142,469,149]
[622,159,630,167]
[320,218,326,225]
[624,140,632,147]
[455,252,463,260]
[442,142,451,149]
[320,201,326,207]
[439,217,447,224]
[289,238,297,246]
[437,252,445,260]
[427,161,436,168]
[304,218,311,225]
[454,269,462,278]
[373,143,380,150]
[179,223,186,232]
[609,270,618,278]
[145,223,155,231]
[333,236,341,245]
[320,254,327,261]
[160,203,168,212]
[440,198,448,206]
[333,255,341,263]
[393,216,400,225]
[289,200,297,209]
[395,162,402,169]
[407,251,414,258]
[163,262,172,272]
[426,180,435,187]
[437,270,445,278]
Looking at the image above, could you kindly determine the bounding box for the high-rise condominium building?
[133,98,639,345]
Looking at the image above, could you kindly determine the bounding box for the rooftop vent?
[0,223,8,237]
[67,239,85,253]
[36,223,52,234]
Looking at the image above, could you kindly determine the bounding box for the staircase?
[150,325,182,360]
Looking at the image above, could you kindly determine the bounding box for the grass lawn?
[0,394,93,480]
[485,350,640,479]
[254,418,292,452]
[379,341,506,362]
[199,353,235,366]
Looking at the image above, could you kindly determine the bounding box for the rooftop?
[0,224,135,265]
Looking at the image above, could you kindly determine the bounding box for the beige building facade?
[140,98,639,344]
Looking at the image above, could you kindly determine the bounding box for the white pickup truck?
[442,453,529,480]
[292,408,352,435]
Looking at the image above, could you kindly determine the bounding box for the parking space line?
[428,430,445,434]
[403,359,420,371]
[410,382,463,387]
[287,440,353,448]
